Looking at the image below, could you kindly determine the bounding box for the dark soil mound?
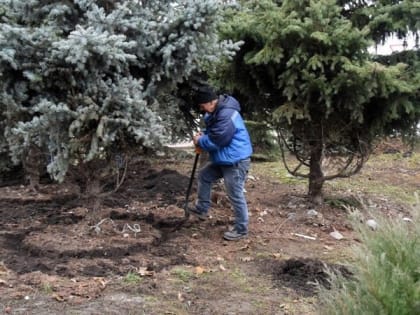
[271,258,352,296]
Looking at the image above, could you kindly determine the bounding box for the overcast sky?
[369,33,418,55]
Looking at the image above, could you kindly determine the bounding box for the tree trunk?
[86,177,102,211]
[308,140,324,205]
[23,145,42,191]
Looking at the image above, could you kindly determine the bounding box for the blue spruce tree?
[0,0,240,189]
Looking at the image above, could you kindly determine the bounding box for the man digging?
[189,85,253,241]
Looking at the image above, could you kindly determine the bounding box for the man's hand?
[192,132,202,146]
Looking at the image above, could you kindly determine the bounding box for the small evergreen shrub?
[318,196,420,315]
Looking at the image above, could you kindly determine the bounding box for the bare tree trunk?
[23,144,42,191]
[85,176,102,211]
[308,132,324,204]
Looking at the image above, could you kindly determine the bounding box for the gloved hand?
[195,146,202,154]
[192,132,202,146]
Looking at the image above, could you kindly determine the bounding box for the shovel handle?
[184,151,200,218]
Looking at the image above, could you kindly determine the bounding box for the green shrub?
[318,195,420,315]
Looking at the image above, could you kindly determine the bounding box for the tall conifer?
[217,0,419,203]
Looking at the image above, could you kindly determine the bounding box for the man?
[190,85,253,241]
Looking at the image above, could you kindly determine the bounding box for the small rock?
[366,219,378,230]
[307,209,318,217]
[121,258,130,265]
[247,175,257,181]
[329,230,344,240]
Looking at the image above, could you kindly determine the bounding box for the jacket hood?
[217,95,241,112]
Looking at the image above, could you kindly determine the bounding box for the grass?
[251,161,307,185]
[122,271,143,285]
[41,283,54,294]
[253,151,419,205]
[170,267,194,283]
[325,175,418,206]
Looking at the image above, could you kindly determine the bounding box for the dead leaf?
[94,277,108,289]
[177,292,184,302]
[0,262,10,275]
[53,293,66,302]
[194,266,206,275]
[239,244,250,251]
[137,267,154,277]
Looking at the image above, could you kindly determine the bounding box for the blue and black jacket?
[198,95,253,165]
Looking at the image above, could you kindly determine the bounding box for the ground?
[0,144,418,315]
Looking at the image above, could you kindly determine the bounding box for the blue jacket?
[198,95,253,165]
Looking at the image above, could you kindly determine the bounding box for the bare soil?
[0,148,418,315]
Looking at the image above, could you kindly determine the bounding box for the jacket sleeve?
[198,134,220,152]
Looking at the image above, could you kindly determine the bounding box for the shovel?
[183,147,201,218]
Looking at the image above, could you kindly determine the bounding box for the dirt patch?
[269,258,352,297]
[0,152,417,314]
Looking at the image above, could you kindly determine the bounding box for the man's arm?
[206,109,236,147]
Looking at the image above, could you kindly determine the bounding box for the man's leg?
[195,162,222,215]
[222,159,250,237]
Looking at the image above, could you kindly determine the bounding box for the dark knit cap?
[194,85,217,105]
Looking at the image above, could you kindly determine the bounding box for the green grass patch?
[251,161,307,185]
[230,268,248,286]
[122,271,143,285]
[326,177,418,206]
[170,267,194,283]
[41,283,54,294]
[253,152,419,206]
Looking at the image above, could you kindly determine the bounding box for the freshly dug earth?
[0,149,417,315]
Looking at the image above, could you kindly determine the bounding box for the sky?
[369,33,418,55]
[368,33,419,131]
